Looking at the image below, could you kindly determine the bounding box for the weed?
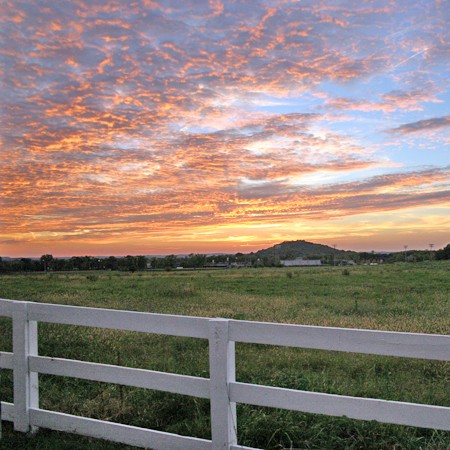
[86,274,98,281]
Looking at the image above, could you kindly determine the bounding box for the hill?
[256,240,343,259]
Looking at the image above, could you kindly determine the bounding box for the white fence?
[0,298,449,449]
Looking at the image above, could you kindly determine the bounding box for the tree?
[436,244,450,260]
[119,255,137,272]
[136,255,148,270]
[184,254,206,268]
[163,255,178,269]
[105,256,119,270]
[19,258,33,271]
[40,254,54,271]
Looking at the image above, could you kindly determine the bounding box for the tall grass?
[1,263,449,449]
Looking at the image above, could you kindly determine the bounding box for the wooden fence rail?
[0,298,449,449]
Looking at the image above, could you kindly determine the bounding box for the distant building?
[230,262,249,268]
[203,262,230,269]
[281,258,322,267]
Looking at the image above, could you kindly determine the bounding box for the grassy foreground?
[1,263,449,449]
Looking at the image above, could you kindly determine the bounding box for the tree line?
[0,244,448,273]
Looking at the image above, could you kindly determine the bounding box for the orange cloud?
[1,0,448,256]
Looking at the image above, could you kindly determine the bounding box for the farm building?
[281,258,322,267]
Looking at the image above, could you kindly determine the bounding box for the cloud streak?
[388,116,450,134]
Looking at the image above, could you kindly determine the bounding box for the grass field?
[1,262,449,449]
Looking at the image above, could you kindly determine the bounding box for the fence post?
[209,318,237,450]
[13,301,39,433]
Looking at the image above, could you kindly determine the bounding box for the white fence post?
[13,301,39,433]
[209,319,237,450]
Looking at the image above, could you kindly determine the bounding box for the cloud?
[0,0,449,255]
[388,116,450,134]
[324,86,443,113]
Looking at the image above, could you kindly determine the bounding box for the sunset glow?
[1,0,449,257]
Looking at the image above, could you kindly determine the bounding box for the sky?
[1,0,449,257]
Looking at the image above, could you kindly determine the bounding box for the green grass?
[1,263,449,449]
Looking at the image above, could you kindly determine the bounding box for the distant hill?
[256,240,344,259]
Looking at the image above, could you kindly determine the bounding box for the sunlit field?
[1,263,449,449]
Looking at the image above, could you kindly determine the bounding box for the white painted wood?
[230,382,450,431]
[0,402,15,438]
[0,299,14,439]
[29,356,210,398]
[12,302,39,433]
[230,445,260,450]
[27,302,209,338]
[12,301,28,431]
[0,299,16,317]
[0,352,13,369]
[28,320,39,428]
[29,408,212,450]
[229,320,450,360]
[209,319,237,450]
[1,402,14,422]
